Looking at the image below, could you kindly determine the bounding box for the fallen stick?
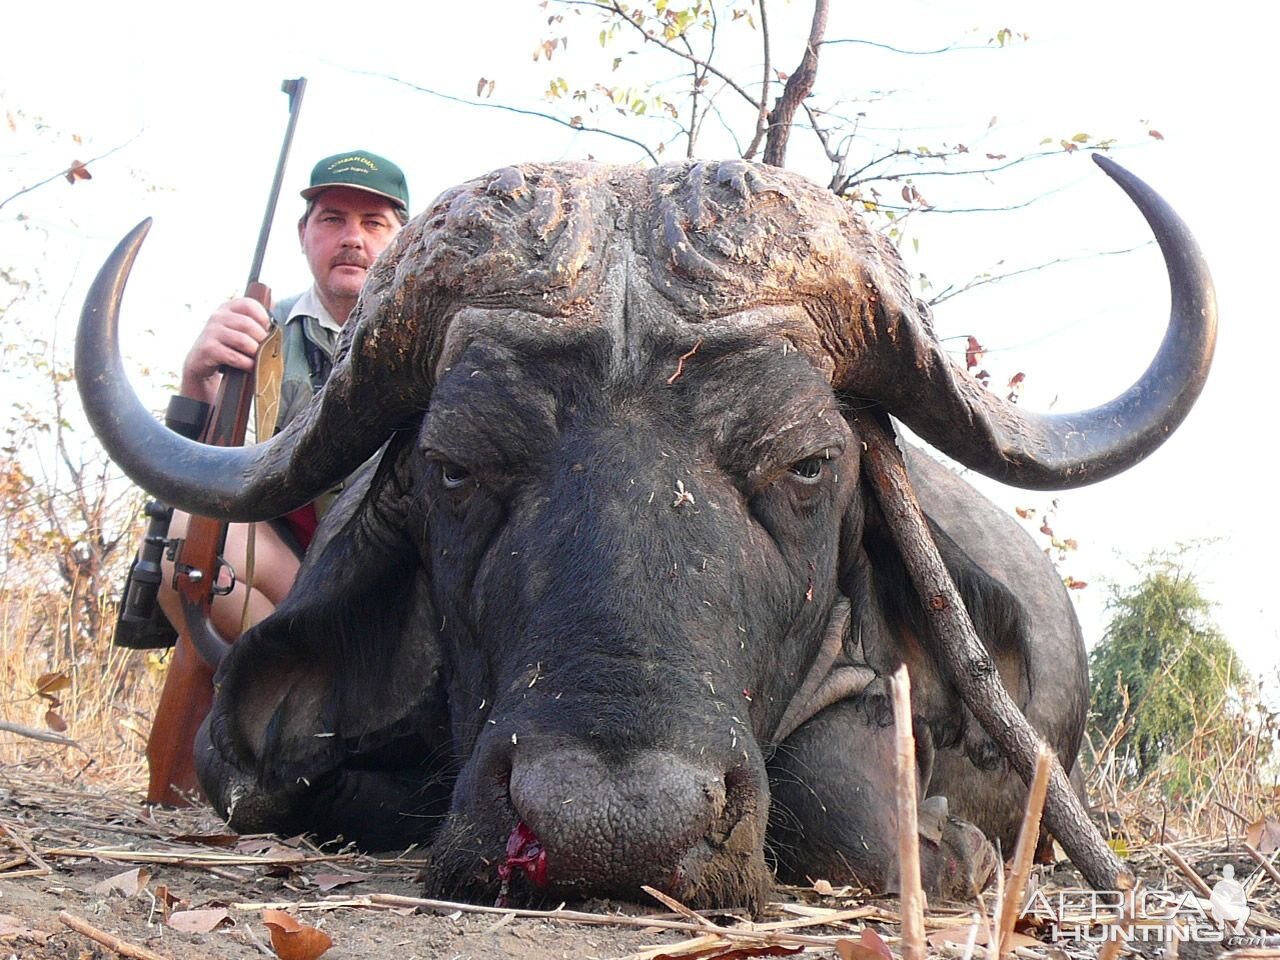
[0,717,89,752]
[891,666,926,960]
[1160,847,1280,934]
[368,893,859,947]
[1248,913,1280,935]
[0,818,52,875]
[859,416,1126,892]
[617,933,725,960]
[40,846,352,866]
[59,911,170,960]
[231,897,382,912]
[1245,842,1280,888]
[242,922,277,958]
[642,885,720,930]
[1160,845,1213,898]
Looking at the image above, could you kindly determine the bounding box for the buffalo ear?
[839,467,1032,749]
[866,487,1029,648]
[209,429,448,785]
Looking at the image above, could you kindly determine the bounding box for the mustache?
[330,253,371,269]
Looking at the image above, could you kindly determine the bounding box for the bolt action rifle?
[119,78,306,806]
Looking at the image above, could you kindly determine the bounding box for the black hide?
[198,326,1086,907]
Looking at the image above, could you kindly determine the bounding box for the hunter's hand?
[180,298,273,406]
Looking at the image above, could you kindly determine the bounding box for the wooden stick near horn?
[858,413,1127,892]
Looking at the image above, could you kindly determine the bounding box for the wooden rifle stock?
[145,283,268,806]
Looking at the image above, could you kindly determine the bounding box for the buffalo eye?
[440,461,473,490]
[789,456,827,483]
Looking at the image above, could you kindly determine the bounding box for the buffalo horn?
[75,220,390,521]
[868,154,1216,490]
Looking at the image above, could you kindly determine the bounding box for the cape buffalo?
[77,156,1214,908]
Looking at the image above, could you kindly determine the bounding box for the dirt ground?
[3,764,1277,960]
[0,765,881,960]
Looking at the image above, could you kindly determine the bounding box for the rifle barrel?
[245,77,307,290]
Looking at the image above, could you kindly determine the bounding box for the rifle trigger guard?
[212,558,237,597]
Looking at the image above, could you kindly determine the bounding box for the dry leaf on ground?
[168,908,233,933]
[836,927,894,960]
[262,908,334,960]
[89,866,151,897]
[315,872,366,892]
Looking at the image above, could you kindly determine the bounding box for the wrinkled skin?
[74,158,1206,911]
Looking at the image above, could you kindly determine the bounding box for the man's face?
[299,186,402,318]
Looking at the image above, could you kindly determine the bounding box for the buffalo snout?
[510,746,735,885]
[429,723,772,907]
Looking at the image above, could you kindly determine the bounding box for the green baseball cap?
[301,151,409,211]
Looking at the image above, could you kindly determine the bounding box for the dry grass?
[1083,687,1280,846]
[0,581,161,788]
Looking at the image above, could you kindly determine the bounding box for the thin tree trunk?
[762,0,828,167]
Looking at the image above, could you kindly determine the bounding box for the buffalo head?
[77,156,1214,907]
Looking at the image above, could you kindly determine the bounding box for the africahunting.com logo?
[1022,866,1263,947]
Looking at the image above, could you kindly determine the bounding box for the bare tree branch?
[361,70,661,165]
[0,137,139,214]
[560,0,763,114]
[863,196,1045,216]
[822,38,994,55]
[682,34,702,159]
[677,1,720,158]
[762,0,828,167]
[802,101,849,190]
[741,0,772,161]
[927,243,1147,306]
[0,717,89,752]
[694,79,748,156]
[850,148,1106,186]
[859,416,1125,891]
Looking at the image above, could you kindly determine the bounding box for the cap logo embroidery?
[327,155,379,174]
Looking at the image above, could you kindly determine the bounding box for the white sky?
[4,2,1276,677]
